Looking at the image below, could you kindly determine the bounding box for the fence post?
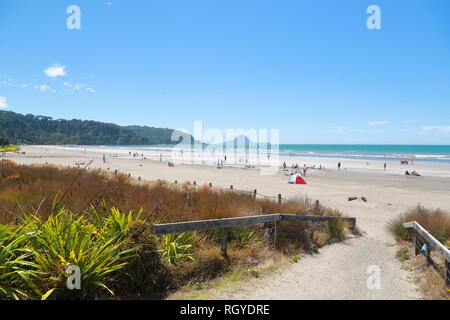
[424,241,432,266]
[253,189,257,199]
[114,169,117,174]
[445,260,450,286]
[221,228,228,258]
[274,217,280,249]
[209,182,213,188]
[349,218,356,233]
[230,185,233,190]
[413,230,420,256]
[193,181,196,187]
[308,221,314,243]
[314,200,320,211]
[278,194,282,205]
[174,180,177,184]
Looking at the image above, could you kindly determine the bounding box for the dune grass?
[387,205,450,244]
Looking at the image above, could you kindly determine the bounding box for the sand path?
[215,236,420,300]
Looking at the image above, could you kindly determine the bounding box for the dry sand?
[5,145,450,299]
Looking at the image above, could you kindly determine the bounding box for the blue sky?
[0,0,449,144]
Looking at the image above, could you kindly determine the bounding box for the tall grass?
[0,160,337,225]
[387,205,450,243]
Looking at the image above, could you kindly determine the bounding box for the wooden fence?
[153,213,356,257]
[404,221,450,285]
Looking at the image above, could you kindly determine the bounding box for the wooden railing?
[404,221,450,285]
[153,213,356,257]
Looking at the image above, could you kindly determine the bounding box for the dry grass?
[387,205,450,243]
[0,160,334,225]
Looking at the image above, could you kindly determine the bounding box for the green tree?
[0,137,9,146]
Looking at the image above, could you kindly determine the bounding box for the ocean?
[277,144,450,162]
[111,144,450,163]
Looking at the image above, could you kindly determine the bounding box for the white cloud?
[35,84,56,93]
[421,126,439,131]
[63,82,95,94]
[63,82,82,90]
[2,78,12,86]
[20,84,28,88]
[368,121,389,126]
[421,126,450,133]
[331,126,348,133]
[43,64,66,77]
[106,1,113,6]
[0,96,11,108]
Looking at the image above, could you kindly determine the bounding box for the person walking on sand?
[384,162,387,171]
[338,162,341,170]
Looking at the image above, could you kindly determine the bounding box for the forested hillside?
[0,110,186,145]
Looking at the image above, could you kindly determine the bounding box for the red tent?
[288,173,307,184]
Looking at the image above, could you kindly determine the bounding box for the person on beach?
[384,162,387,170]
[102,154,106,163]
[338,162,341,170]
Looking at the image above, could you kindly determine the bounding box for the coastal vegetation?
[0,137,10,146]
[0,111,191,145]
[387,205,450,245]
[0,160,350,300]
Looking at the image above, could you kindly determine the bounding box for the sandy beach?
[4,145,450,299]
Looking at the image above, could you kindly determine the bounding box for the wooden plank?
[153,213,357,236]
[280,214,355,224]
[152,214,281,235]
[404,221,450,262]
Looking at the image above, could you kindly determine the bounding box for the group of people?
[282,162,315,177]
[129,152,145,159]
[405,170,421,176]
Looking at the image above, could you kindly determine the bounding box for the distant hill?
[0,110,192,145]
[224,135,255,146]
